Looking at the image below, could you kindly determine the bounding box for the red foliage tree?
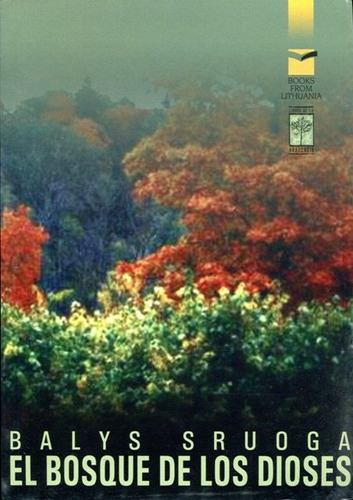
[1,206,49,310]
[117,132,353,304]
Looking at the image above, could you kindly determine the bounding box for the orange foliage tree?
[40,91,113,149]
[71,118,112,148]
[41,91,75,124]
[1,206,49,310]
[117,132,353,304]
[152,84,284,164]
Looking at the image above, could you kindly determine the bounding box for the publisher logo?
[289,106,314,154]
[288,49,317,76]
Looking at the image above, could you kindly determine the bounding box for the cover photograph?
[1,1,353,499]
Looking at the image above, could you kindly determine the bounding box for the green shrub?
[2,287,352,426]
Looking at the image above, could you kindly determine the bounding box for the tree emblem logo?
[289,114,314,146]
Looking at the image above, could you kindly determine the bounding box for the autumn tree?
[116,124,353,304]
[39,89,114,149]
[40,91,75,124]
[1,206,49,310]
[71,117,112,148]
[151,77,284,164]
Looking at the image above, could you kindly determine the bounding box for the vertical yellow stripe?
[288,0,314,37]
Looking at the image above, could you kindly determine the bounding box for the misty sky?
[1,0,352,110]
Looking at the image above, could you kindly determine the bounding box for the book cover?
[1,1,352,499]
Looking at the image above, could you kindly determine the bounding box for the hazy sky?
[1,0,352,109]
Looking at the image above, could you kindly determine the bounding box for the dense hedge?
[2,286,352,429]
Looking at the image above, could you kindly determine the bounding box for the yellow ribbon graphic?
[288,0,314,37]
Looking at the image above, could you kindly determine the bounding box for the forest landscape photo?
[1,1,353,499]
